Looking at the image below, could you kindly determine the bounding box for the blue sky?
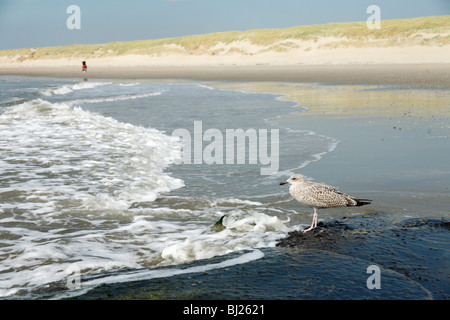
[0,0,449,49]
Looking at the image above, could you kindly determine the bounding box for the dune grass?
[1,15,448,61]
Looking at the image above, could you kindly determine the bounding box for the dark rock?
[276,212,449,300]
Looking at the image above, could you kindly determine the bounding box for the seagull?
[280,174,372,232]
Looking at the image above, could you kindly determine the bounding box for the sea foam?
[38,82,111,96]
[0,98,184,210]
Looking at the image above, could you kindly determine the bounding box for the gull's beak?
[280,180,288,185]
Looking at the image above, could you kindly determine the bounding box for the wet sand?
[1,63,449,89]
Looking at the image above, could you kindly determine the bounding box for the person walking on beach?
[82,61,87,73]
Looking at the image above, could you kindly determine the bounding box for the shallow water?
[0,76,448,299]
[73,212,450,300]
[0,76,339,298]
[76,247,434,300]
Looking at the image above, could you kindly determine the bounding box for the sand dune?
[1,16,449,68]
[1,44,447,68]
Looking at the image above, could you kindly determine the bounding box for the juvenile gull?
[280,174,372,232]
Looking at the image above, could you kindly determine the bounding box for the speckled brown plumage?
[280,174,371,232]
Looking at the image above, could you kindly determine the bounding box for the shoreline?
[1,70,448,300]
[1,63,449,89]
[73,213,449,300]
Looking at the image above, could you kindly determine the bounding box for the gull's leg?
[313,207,318,228]
[303,208,318,233]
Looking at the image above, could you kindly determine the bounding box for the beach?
[1,69,448,300]
[1,63,449,89]
[1,15,449,87]
[71,76,449,300]
[1,16,449,301]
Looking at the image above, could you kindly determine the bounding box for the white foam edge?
[38,81,112,96]
[267,136,340,181]
[52,249,264,300]
[205,84,338,180]
[68,91,165,105]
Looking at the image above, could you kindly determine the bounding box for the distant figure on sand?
[82,61,87,73]
[280,174,372,232]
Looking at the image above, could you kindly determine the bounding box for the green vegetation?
[1,15,448,61]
